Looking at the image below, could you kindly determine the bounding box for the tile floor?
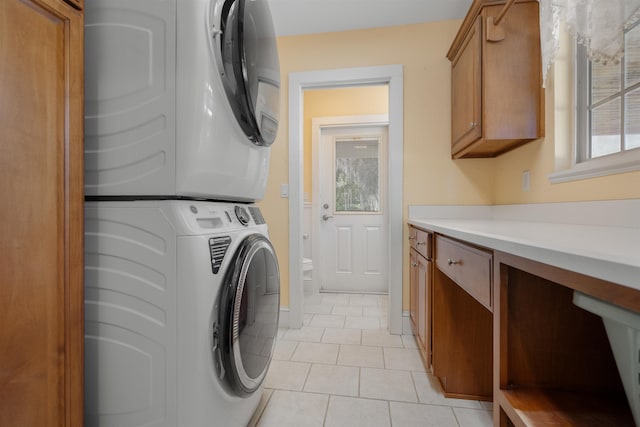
[252,292,493,427]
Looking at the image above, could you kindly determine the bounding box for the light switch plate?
[280,183,289,198]
[522,170,530,192]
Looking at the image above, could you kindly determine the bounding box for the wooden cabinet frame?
[409,226,433,370]
[494,252,637,426]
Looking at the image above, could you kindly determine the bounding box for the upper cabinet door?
[0,0,84,425]
[451,16,483,155]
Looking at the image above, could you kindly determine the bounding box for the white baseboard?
[279,307,290,329]
[402,310,413,335]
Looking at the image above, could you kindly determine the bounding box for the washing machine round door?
[215,234,280,396]
[217,0,280,147]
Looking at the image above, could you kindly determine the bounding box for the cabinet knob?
[447,259,460,266]
[408,236,416,241]
[470,122,477,128]
[411,263,418,267]
[417,241,426,246]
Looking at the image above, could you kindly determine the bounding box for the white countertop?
[408,218,640,292]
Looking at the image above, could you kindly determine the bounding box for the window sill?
[548,149,640,183]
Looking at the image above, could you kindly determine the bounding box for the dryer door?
[217,0,280,147]
[215,233,280,396]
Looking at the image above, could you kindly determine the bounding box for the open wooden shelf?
[495,253,638,427]
[498,388,634,426]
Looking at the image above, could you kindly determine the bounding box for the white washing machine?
[84,200,280,427]
[84,0,280,201]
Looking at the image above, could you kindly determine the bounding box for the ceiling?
[266,0,473,37]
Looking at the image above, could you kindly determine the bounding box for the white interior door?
[319,125,388,293]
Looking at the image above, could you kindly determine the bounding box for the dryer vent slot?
[209,236,232,274]
[248,207,265,225]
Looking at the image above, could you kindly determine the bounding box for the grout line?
[322,393,331,427]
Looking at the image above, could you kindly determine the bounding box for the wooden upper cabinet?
[447,0,545,158]
[65,0,83,10]
[451,17,483,153]
[0,0,84,425]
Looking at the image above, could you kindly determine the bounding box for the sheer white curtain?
[540,0,640,85]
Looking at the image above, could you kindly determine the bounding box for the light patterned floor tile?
[263,292,484,426]
[264,360,310,391]
[325,396,391,427]
[303,304,333,315]
[309,314,346,328]
[303,364,359,396]
[291,342,339,364]
[383,347,426,371]
[321,328,362,345]
[401,334,418,348]
[332,304,364,316]
[361,330,403,348]
[412,372,483,409]
[321,293,351,305]
[256,390,328,427]
[359,368,418,403]
[303,313,314,326]
[349,294,379,306]
[344,315,381,330]
[363,306,386,317]
[337,344,384,368]
[272,340,298,361]
[453,407,494,427]
[389,402,458,427]
[281,326,324,343]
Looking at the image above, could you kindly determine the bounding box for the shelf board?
[499,388,634,426]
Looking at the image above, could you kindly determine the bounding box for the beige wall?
[303,86,389,200]
[258,19,640,311]
[493,75,640,204]
[258,20,496,309]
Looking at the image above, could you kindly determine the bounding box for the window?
[575,20,640,163]
[334,138,380,213]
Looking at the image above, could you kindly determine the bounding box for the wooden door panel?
[0,0,84,425]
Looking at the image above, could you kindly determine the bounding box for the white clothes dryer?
[84,200,280,427]
[84,0,280,201]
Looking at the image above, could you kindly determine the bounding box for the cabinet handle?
[417,241,426,246]
[408,236,416,241]
[447,259,460,266]
[411,263,418,267]
[470,122,477,128]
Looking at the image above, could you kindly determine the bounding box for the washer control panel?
[234,206,250,226]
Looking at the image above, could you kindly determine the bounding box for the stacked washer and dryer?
[83,1,281,426]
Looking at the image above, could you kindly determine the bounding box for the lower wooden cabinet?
[409,226,432,369]
[432,266,493,400]
[432,234,493,401]
[409,226,493,401]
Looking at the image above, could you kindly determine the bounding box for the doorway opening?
[288,65,404,334]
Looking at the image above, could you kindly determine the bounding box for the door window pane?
[335,139,380,212]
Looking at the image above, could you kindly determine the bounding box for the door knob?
[322,214,334,221]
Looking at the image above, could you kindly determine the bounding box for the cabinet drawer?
[409,227,432,259]
[436,235,492,309]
